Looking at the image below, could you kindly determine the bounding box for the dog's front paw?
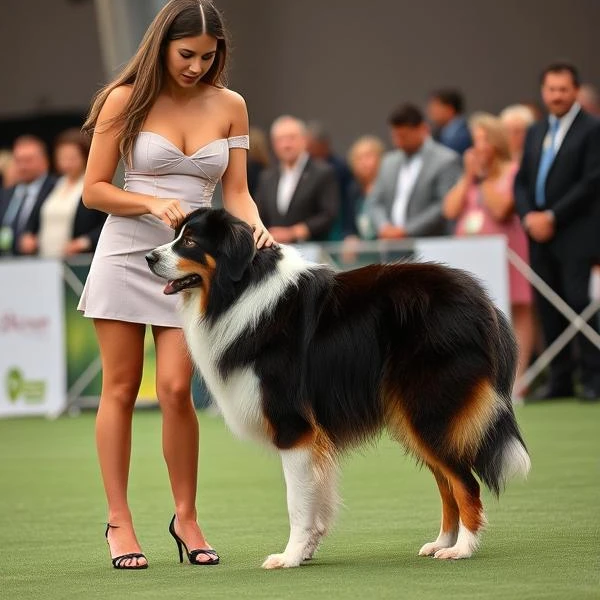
[262,553,302,570]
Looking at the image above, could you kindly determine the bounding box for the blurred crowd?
[1,61,599,401]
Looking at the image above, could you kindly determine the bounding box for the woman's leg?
[512,303,536,398]
[95,319,147,567]
[152,325,214,562]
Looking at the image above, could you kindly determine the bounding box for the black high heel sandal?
[105,523,148,570]
[168,515,219,565]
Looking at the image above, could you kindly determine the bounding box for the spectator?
[427,88,472,155]
[247,126,270,197]
[578,83,600,116]
[366,103,461,239]
[515,61,600,401]
[444,113,534,398]
[0,150,18,189]
[0,135,56,256]
[344,135,385,240]
[306,121,354,241]
[19,129,106,258]
[254,115,339,243]
[500,104,536,163]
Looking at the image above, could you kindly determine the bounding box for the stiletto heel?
[168,515,219,565]
[105,523,148,570]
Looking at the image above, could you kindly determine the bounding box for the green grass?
[0,402,598,600]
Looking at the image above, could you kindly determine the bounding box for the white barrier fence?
[10,233,595,418]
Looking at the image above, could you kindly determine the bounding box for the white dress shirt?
[38,175,84,258]
[391,153,423,227]
[277,152,309,215]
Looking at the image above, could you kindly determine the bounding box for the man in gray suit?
[367,104,462,239]
[254,115,339,243]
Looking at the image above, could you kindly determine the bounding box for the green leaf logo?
[6,368,23,403]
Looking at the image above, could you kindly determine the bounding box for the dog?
[146,207,530,569]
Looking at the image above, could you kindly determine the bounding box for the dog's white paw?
[419,541,451,556]
[433,546,473,560]
[418,531,457,556]
[262,553,302,570]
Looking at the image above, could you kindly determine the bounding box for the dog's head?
[146,208,256,303]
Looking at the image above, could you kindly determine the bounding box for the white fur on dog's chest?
[181,308,267,444]
[179,247,313,444]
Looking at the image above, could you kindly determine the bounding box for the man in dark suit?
[515,62,600,401]
[427,89,472,156]
[306,121,354,241]
[254,116,339,243]
[0,135,56,256]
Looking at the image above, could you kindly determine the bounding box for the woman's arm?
[443,175,471,220]
[479,163,515,222]
[443,148,476,220]
[221,91,274,248]
[83,86,185,228]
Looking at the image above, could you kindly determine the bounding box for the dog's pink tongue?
[163,281,177,295]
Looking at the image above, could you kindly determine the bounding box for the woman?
[499,104,536,163]
[443,113,534,399]
[343,135,384,240]
[78,0,274,569]
[19,129,106,257]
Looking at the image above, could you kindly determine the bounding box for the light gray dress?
[78,132,250,327]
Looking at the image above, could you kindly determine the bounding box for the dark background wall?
[0,0,597,153]
[217,0,599,151]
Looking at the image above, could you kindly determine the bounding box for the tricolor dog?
[146,207,530,569]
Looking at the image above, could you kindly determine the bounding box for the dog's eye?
[182,238,197,248]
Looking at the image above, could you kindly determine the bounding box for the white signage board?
[415,235,510,316]
[0,259,66,418]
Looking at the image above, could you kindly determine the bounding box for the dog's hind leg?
[418,467,459,556]
[431,466,484,560]
[262,447,319,569]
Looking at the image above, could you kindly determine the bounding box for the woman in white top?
[77,0,274,570]
[19,129,106,257]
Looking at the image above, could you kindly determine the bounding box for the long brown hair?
[83,0,229,163]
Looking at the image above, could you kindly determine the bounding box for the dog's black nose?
[145,251,159,266]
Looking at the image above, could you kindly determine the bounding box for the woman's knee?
[156,379,193,411]
[101,377,142,410]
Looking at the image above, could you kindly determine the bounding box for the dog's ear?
[219,219,256,282]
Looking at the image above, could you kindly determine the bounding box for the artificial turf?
[0,401,598,600]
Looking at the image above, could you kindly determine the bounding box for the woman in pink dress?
[443,113,534,399]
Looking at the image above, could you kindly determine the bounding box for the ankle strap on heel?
[105,522,120,538]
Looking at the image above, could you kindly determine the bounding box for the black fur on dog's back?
[219,255,527,497]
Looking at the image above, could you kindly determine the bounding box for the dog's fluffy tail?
[473,307,530,496]
[473,404,531,497]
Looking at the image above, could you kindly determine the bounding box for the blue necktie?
[534,119,560,208]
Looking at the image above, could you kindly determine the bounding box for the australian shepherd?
[146,208,530,569]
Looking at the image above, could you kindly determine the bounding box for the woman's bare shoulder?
[103,85,134,112]
[213,87,247,110]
